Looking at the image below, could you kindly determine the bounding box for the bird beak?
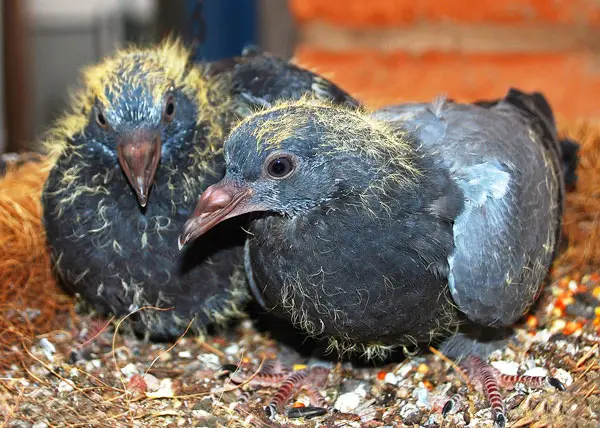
[117,131,162,207]
[178,181,259,250]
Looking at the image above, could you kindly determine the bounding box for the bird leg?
[441,386,468,416]
[303,384,330,408]
[219,362,293,423]
[265,366,330,418]
[497,372,566,391]
[219,361,330,419]
[229,389,278,428]
[219,360,290,387]
[463,356,507,427]
[69,317,114,362]
[442,355,566,428]
[284,383,330,419]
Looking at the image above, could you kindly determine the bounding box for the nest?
[558,119,600,270]
[0,154,75,371]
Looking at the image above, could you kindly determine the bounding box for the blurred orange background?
[289,0,600,119]
[3,0,598,155]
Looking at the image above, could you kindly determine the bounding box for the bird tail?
[503,88,580,189]
[559,137,580,190]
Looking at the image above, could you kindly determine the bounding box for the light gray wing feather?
[373,95,562,326]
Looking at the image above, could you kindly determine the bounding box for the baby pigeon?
[42,39,359,340]
[181,89,571,425]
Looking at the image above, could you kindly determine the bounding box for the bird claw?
[494,412,507,428]
[548,377,566,391]
[442,400,454,417]
[441,391,466,417]
[265,367,329,416]
[216,363,239,380]
[222,360,331,419]
[264,403,277,418]
[286,406,328,419]
[498,371,567,393]
[441,356,566,427]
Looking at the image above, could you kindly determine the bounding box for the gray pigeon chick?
[180,89,571,426]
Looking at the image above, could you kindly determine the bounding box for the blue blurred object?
[186,0,257,61]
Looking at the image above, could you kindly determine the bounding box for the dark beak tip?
[177,235,187,251]
[136,192,149,207]
[178,219,199,250]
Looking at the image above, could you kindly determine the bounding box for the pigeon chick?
[181,89,570,426]
[42,39,359,340]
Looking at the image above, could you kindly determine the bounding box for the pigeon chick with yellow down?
[181,89,571,426]
[42,39,359,340]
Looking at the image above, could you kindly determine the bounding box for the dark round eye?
[96,109,108,129]
[266,155,295,179]
[163,96,176,122]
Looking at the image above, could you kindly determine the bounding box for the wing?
[207,47,360,114]
[374,89,564,327]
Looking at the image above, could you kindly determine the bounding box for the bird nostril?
[196,187,233,215]
[210,191,233,207]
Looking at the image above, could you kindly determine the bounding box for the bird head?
[49,39,221,207]
[179,99,418,247]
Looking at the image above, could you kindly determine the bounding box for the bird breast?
[245,202,460,347]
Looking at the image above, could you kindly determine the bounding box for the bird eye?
[163,96,176,122]
[96,109,109,129]
[266,155,295,179]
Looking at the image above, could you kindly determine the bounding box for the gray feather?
[374,97,562,327]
